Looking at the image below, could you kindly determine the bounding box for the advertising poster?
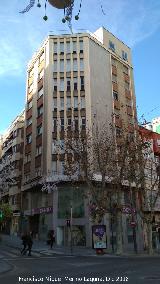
[92,225,107,249]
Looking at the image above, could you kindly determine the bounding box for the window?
[29,68,34,78]
[39,69,44,80]
[38,88,43,99]
[73,59,78,71]
[123,65,129,75]
[37,124,42,136]
[36,145,42,156]
[39,52,44,63]
[73,77,78,90]
[66,59,71,72]
[122,50,128,61]
[59,140,65,152]
[81,117,86,130]
[111,57,116,66]
[25,153,31,163]
[80,76,84,91]
[112,74,117,83]
[26,117,32,127]
[74,117,79,131]
[79,40,83,53]
[26,134,32,144]
[27,100,32,110]
[113,92,118,101]
[52,140,57,154]
[60,78,64,92]
[74,97,78,109]
[67,118,72,130]
[53,60,57,72]
[80,97,85,109]
[52,161,57,174]
[66,41,70,53]
[53,98,57,111]
[53,119,57,132]
[61,118,64,131]
[109,41,115,52]
[80,59,84,71]
[67,97,71,109]
[28,83,33,93]
[53,78,57,91]
[60,42,64,54]
[37,106,43,117]
[54,42,57,54]
[60,97,64,111]
[35,168,41,177]
[125,81,130,91]
[66,78,71,91]
[72,41,77,53]
[116,127,122,137]
[60,60,64,72]
[60,161,65,175]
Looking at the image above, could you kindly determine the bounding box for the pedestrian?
[48,230,55,249]
[21,232,28,255]
[26,232,33,256]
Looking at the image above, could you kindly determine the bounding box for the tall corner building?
[22,27,137,248]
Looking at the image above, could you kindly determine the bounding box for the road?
[0,245,160,284]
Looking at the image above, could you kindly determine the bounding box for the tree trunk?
[116,209,123,255]
[147,222,153,255]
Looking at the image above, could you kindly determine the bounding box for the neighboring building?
[143,117,160,134]
[21,26,138,250]
[0,111,24,235]
[139,126,160,250]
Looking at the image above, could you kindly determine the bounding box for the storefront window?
[58,187,84,218]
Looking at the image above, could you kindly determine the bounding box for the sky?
[0,0,160,133]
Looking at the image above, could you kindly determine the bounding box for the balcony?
[26,125,32,136]
[26,108,32,119]
[124,73,130,83]
[112,65,117,76]
[37,114,43,126]
[112,82,118,92]
[127,106,133,116]
[35,155,41,168]
[125,90,132,100]
[38,78,43,91]
[115,117,122,128]
[27,91,33,101]
[113,100,120,110]
[36,134,42,146]
[37,96,43,108]
[24,161,31,174]
[38,60,44,72]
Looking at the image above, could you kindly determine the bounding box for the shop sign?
[24,207,53,216]
[122,206,136,215]
[92,225,107,249]
[13,212,20,217]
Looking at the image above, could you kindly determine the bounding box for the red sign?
[130,221,136,227]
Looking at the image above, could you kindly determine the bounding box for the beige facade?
[19,27,139,249]
[23,27,136,187]
[0,111,24,235]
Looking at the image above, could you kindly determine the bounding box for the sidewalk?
[1,234,160,257]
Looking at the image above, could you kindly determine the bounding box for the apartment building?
[22,27,138,249]
[139,127,160,249]
[0,112,24,235]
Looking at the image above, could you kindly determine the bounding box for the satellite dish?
[48,0,72,9]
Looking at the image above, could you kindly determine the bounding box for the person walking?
[26,232,33,256]
[48,230,55,249]
[21,232,28,255]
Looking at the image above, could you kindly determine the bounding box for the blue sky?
[0,0,160,133]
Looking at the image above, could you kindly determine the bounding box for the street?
[0,245,160,284]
